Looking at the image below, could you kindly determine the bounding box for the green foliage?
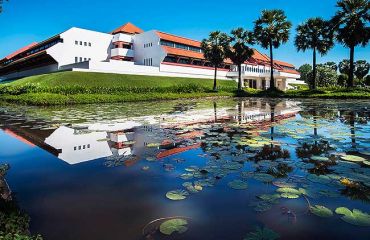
[295,18,334,55]
[354,60,370,80]
[228,180,248,190]
[298,64,313,83]
[337,74,348,86]
[308,65,338,87]
[365,75,370,86]
[310,205,334,218]
[159,218,188,235]
[165,190,189,200]
[244,226,280,240]
[225,28,255,90]
[0,164,43,240]
[335,207,370,226]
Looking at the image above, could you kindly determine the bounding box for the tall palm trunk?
[348,46,355,88]
[269,41,275,89]
[213,66,218,91]
[312,47,317,90]
[237,64,242,91]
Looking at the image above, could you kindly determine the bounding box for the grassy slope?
[5,71,235,88]
[1,72,369,105]
[0,72,236,105]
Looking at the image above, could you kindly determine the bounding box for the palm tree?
[0,0,8,13]
[254,10,292,90]
[331,0,370,88]
[225,28,255,91]
[201,31,229,91]
[295,18,334,90]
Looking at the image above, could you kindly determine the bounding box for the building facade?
[0,23,303,90]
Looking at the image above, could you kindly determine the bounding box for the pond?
[0,98,370,240]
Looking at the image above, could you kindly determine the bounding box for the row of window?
[160,40,203,53]
[2,39,63,65]
[75,40,92,47]
[73,144,91,151]
[144,43,153,48]
[233,66,274,73]
[163,56,231,69]
[144,58,153,66]
[75,57,91,63]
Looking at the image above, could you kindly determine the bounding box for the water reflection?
[0,98,370,240]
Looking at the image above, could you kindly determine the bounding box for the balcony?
[112,33,133,43]
[111,48,134,58]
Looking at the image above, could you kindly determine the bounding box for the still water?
[0,98,370,240]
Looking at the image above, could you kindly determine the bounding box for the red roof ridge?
[111,22,144,35]
[156,31,201,47]
[2,42,38,61]
[274,59,295,68]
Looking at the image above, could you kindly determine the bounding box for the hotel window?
[80,57,83,62]
[88,42,92,47]
[74,147,77,151]
[84,58,87,61]
[75,41,78,45]
[84,42,87,46]
[75,57,78,63]
[79,41,82,45]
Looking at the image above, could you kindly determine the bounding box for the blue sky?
[0,0,368,67]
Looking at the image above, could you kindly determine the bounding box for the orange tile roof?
[111,22,144,35]
[4,129,36,147]
[162,46,233,64]
[156,31,201,48]
[281,68,300,75]
[274,60,295,68]
[251,49,270,62]
[3,42,38,60]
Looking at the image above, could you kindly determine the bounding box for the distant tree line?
[299,59,370,88]
[201,0,369,91]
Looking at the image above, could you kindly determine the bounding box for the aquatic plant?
[335,207,370,226]
[166,190,189,201]
[244,226,280,240]
[309,205,333,218]
[159,218,188,235]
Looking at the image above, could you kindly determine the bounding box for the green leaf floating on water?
[311,156,330,162]
[335,207,370,226]
[276,187,301,195]
[159,218,188,235]
[244,226,280,240]
[280,193,300,199]
[166,190,189,200]
[228,180,248,190]
[340,155,366,162]
[253,173,275,183]
[310,205,333,218]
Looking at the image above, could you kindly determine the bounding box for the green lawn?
[1,71,369,105]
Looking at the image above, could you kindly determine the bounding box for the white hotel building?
[0,23,302,90]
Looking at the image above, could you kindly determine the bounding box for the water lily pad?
[159,218,188,235]
[280,193,300,199]
[253,173,274,183]
[335,207,370,226]
[311,156,330,162]
[276,187,301,195]
[310,205,333,218]
[244,226,280,240]
[273,181,297,188]
[166,190,189,201]
[341,155,366,162]
[228,180,248,190]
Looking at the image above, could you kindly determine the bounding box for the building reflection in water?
[1,100,302,165]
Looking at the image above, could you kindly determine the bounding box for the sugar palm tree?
[254,10,292,90]
[225,28,255,91]
[201,31,229,91]
[295,18,334,90]
[0,0,8,13]
[331,0,370,88]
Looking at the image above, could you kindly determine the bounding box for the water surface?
[0,98,370,240]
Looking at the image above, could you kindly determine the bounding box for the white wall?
[133,31,166,67]
[47,27,113,67]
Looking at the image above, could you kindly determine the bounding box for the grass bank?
[0,72,236,105]
[1,72,369,105]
